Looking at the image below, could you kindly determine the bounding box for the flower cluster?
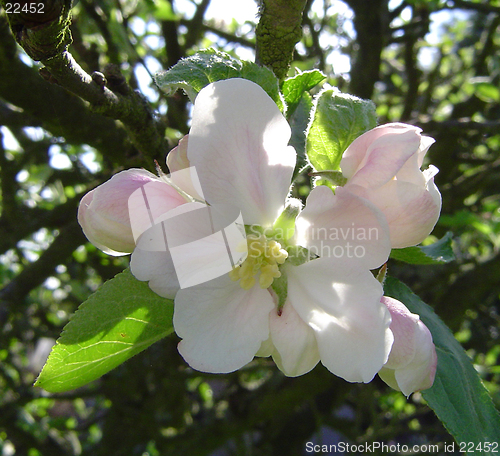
[78,78,439,395]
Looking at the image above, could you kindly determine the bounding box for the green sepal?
[306,89,377,173]
[286,245,311,266]
[376,263,388,284]
[309,170,348,187]
[271,272,288,313]
[272,198,302,242]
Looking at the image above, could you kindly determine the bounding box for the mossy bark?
[255,0,307,81]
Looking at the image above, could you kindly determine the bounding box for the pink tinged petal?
[269,301,320,377]
[174,276,274,373]
[341,123,422,181]
[78,169,171,255]
[296,186,391,269]
[127,178,188,244]
[167,135,190,173]
[343,129,422,189]
[381,297,419,369]
[393,321,437,396]
[187,78,296,226]
[166,136,205,201]
[347,180,441,248]
[287,258,393,383]
[396,136,436,185]
[417,135,436,168]
[379,297,437,396]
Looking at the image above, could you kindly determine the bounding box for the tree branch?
[0,221,86,319]
[255,0,308,80]
[345,0,390,99]
[1,2,169,160]
[0,16,134,165]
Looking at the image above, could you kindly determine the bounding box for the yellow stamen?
[229,233,288,290]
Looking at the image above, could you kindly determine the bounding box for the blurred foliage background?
[0,0,499,454]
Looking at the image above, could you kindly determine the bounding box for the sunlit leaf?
[155,49,283,110]
[306,89,377,173]
[390,232,455,264]
[282,70,325,117]
[35,269,174,393]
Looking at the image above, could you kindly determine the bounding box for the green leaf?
[306,89,377,173]
[470,78,500,103]
[385,277,500,443]
[35,269,174,393]
[390,232,455,264]
[155,49,283,110]
[153,0,178,20]
[289,93,313,177]
[282,70,326,117]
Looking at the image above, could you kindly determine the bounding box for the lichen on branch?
[255,0,308,81]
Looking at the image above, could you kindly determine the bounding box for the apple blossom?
[378,296,437,396]
[130,78,395,383]
[340,123,442,248]
[77,168,187,256]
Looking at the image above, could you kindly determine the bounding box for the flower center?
[228,233,288,290]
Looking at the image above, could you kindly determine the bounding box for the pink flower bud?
[341,123,442,248]
[78,169,186,255]
[378,296,437,396]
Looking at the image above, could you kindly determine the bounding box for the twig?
[1,1,168,160]
[255,0,308,81]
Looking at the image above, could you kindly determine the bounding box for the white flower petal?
[287,258,393,383]
[187,78,296,226]
[296,186,391,269]
[130,246,179,299]
[347,180,441,248]
[174,276,274,373]
[269,301,320,377]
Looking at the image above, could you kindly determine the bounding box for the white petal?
[174,276,274,373]
[348,180,441,248]
[296,186,391,269]
[287,259,393,383]
[255,336,274,357]
[269,301,320,377]
[130,246,179,299]
[187,78,296,226]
